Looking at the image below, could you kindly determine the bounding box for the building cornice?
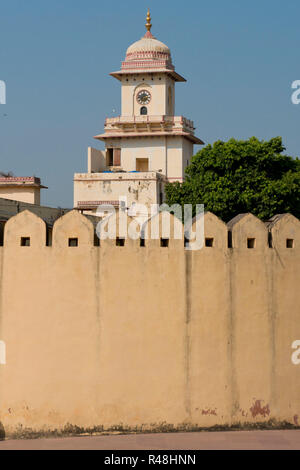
[0,176,48,189]
[110,69,186,82]
[74,171,167,183]
[95,131,203,145]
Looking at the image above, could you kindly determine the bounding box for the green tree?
[165,137,300,221]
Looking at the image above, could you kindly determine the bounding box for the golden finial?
[145,8,152,32]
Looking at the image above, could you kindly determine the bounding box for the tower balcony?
[94,116,204,144]
[103,115,195,134]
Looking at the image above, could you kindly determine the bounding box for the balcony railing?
[104,115,195,133]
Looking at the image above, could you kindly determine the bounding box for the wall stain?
[3,419,300,440]
[239,408,248,418]
[103,181,112,194]
[202,409,217,416]
[250,400,271,419]
[294,415,299,426]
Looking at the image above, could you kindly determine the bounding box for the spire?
[144,8,154,38]
[145,9,152,32]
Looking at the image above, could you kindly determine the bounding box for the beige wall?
[229,215,273,422]
[0,210,299,436]
[270,214,300,422]
[188,213,232,426]
[0,187,40,205]
[167,137,193,181]
[74,172,161,209]
[117,137,167,173]
[88,147,106,173]
[103,136,192,180]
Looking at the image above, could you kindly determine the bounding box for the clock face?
[137,90,151,105]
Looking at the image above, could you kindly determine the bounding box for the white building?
[74,10,203,214]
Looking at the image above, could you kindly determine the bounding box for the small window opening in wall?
[140,106,148,115]
[94,234,100,247]
[69,238,78,247]
[287,239,294,249]
[268,232,273,248]
[136,158,149,172]
[247,238,256,249]
[116,237,125,247]
[140,238,146,247]
[228,231,233,249]
[205,238,214,248]
[0,222,4,246]
[161,238,169,248]
[46,225,52,247]
[21,237,30,247]
[107,148,114,167]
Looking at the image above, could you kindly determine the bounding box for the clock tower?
[74,10,203,214]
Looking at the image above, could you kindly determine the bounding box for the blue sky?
[0,0,299,208]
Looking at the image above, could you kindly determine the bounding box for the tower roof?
[126,10,170,56]
[126,36,170,57]
[110,10,186,82]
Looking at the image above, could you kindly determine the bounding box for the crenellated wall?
[0,209,299,436]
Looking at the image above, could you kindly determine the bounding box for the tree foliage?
[165,137,300,221]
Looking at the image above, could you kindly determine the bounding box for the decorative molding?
[0,176,40,184]
[77,201,120,209]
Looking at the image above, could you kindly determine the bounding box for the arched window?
[140,106,148,115]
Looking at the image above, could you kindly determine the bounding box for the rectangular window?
[161,238,169,248]
[113,148,121,167]
[116,237,125,247]
[107,148,114,167]
[287,239,294,249]
[247,238,256,249]
[228,232,233,249]
[205,238,214,248]
[69,238,78,247]
[94,234,100,247]
[46,226,53,247]
[136,158,149,172]
[140,238,146,248]
[268,232,273,248]
[21,237,30,247]
[0,222,4,246]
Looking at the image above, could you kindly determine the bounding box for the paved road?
[0,430,299,450]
